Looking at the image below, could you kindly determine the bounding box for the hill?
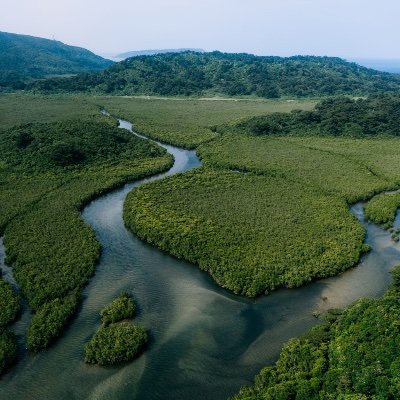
[0,31,113,90]
[115,48,204,59]
[29,51,400,98]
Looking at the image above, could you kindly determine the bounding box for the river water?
[1,119,400,399]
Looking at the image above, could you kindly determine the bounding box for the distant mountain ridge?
[30,51,400,98]
[116,48,204,59]
[350,58,400,74]
[0,31,113,89]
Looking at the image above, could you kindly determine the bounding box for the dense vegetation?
[97,96,316,148]
[85,294,146,366]
[0,278,20,327]
[27,294,79,352]
[0,94,102,128]
[124,94,400,297]
[0,277,19,376]
[364,192,400,228]
[0,31,112,90]
[0,99,173,352]
[197,134,393,203]
[29,52,400,98]
[0,94,305,360]
[0,329,17,376]
[84,323,147,366]
[100,293,136,325]
[124,167,367,296]
[225,94,400,137]
[232,266,400,400]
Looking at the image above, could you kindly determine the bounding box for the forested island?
[85,293,147,366]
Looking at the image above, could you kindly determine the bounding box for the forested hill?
[0,31,113,90]
[29,51,400,97]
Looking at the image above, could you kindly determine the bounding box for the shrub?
[0,329,17,376]
[101,293,136,325]
[0,279,20,327]
[84,322,147,366]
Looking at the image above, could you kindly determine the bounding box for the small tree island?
[84,293,147,366]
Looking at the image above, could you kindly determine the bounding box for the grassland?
[286,136,400,185]
[197,134,394,203]
[0,93,101,128]
[96,96,317,148]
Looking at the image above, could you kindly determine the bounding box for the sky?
[1,0,400,59]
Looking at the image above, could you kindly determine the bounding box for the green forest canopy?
[226,94,400,137]
[232,267,400,400]
[85,293,146,366]
[28,52,400,98]
[0,31,113,90]
[124,93,400,297]
[0,109,172,354]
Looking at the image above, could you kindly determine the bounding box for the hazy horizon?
[1,0,400,60]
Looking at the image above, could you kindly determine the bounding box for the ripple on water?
[1,118,400,400]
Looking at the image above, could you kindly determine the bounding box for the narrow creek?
[1,118,400,400]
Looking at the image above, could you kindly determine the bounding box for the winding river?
[1,118,400,399]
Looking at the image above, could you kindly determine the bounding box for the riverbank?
[1,116,400,399]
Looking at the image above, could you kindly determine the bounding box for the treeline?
[0,116,173,356]
[228,94,400,137]
[28,52,400,98]
[232,266,400,400]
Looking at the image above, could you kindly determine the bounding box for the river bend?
[1,118,400,399]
